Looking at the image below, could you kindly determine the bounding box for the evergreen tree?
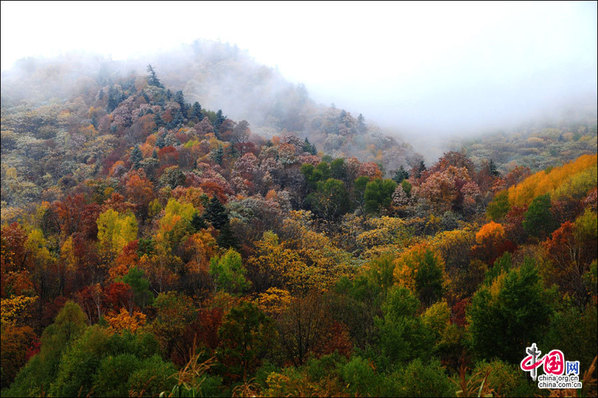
[106,86,124,113]
[122,267,153,308]
[205,197,229,230]
[303,138,317,155]
[214,109,226,135]
[392,166,409,184]
[191,102,203,121]
[154,113,165,128]
[523,194,556,239]
[167,110,185,130]
[468,261,555,362]
[357,113,367,133]
[174,90,187,118]
[190,213,207,231]
[130,145,143,169]
[155,133,166,149]
[217,223,237,249]
[211,145,224,165]
[488,159,500,177]
[146,64,164,88]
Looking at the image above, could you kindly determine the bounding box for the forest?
[1,57,597,397]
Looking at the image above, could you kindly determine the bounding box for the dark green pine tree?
[191,102,203,121]
[156,133,166,149]
[357,113,366,133]
[174,90,188,118]
[130,145,143,169]
[229,142,239,159]
[168,110,185,129]
[191,213,207,231]
[303,138,317,155]
[392,166,409,184]
[214,109,226,136]
[146,64,164,88]
[205,197,229,230]
[211,145,224,165]
[106,86,123,113]
[154,113,165,128]
[488,159,500,177]
[217,223,237,249]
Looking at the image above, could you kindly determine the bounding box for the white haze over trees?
[2,1,596,159]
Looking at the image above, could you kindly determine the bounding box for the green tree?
[191,101,203,121]
[159,166,186,189]
[92,353,141,397]
[151,291,196,361]
[209,248,251,294]
[330,158,347,181]
[174,90,187,118]
[303,138,317,155]
[487,191,510,221]
[389,358,456,397]
[205,197,229,230]
[213,109,226,135]
[128,355,177,397]
[414,249,445,307]
[49,325,111,397]
[364,178,397,214]
[122,267,153,308]
[217,302,276,381]
[339,355,383,396]
[392,166,409,184]
[372,286,434,368]
[401,180,412,196]
[353,176,370,210]
[468,261,555,362]
[305,178,351,220]
[523,194,556,239]
[5,301,88,396]
[541,302,597,376]
[146,64,164,88]
[130,145,143,169]
[211,145,224,165]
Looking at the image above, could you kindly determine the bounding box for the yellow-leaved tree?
[97,209,138,255]
[507,154,597,207]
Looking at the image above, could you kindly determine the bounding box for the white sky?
[2,1,597,135]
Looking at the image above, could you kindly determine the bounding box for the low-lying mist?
[1,39,596,164]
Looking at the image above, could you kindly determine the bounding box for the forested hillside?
[1,62,596,397]
[1,41,421,179]
[452,121,597,173]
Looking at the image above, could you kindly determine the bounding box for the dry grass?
[546,355,597,398]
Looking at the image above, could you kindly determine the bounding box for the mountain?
[1,40,422,178]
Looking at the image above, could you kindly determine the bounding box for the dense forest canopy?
[1,42,597,397]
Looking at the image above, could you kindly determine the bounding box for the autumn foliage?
[1,63,596,398]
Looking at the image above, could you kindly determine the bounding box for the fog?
[2,1,596,157]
